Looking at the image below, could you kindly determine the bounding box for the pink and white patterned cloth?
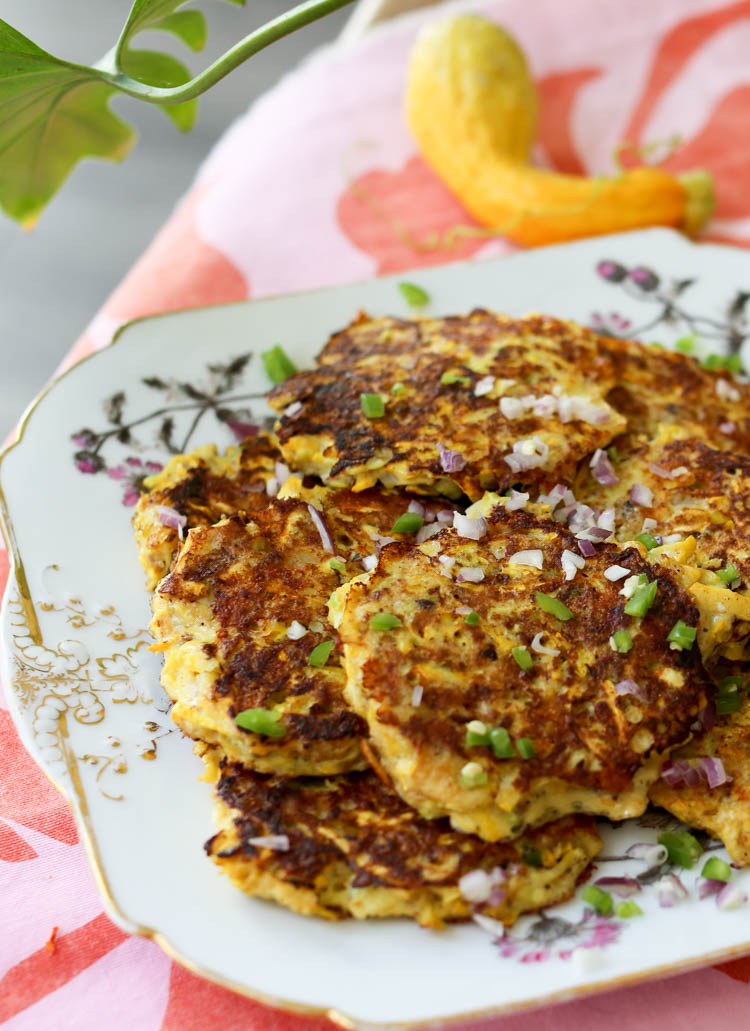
[3,0,750,1026]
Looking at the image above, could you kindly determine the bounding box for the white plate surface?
[3,228,750,1028]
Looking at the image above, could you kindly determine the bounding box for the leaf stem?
[100,0,355,104]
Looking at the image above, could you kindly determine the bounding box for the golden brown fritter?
[151,487,451,775]
[203,749,602,928]
[133,435,280,589]
[332,500,707,841]
[599,336,750,454]
[650,689,750,866]
[575,426,750,662]
[268,311,625,500]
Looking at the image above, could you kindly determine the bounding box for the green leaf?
[118,0,246,56]
[120,48,197,130]
[0,21,134,226]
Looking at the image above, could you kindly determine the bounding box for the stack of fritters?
[138,310,750,925]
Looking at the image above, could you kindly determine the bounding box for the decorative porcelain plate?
[3,228,750,1029]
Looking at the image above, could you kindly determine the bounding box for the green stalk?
[99,0,356,104]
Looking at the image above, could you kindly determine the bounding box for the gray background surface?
[0,0,351,441]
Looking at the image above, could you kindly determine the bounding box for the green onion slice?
[308,640,335,667]
[512,646,533,672]
[616,900,643,918]
[667,620,697,650]
[360,393,385,418]
[658,830,703,869]
[465,611,480,626]
[521,846,543,868]
[675,336,696,354]
[440,371,471,387]
[329,558,347,574]
[235,707,285,738]
[261,345,298,385]
[398,281,430,307]
[716,693,742,715]
[391,512,425,534]
[701,856,732,882]
[370,612,402,630]
[636,532,659,551]
[460,761,488,789]
[391,382,407,395]
[536,592,574,621]
[465,720,491,748]
[582,885,614,916]
[517,737,535,759]
[717,563,739,585]
[490,727,514,759]
[624,579,658,618]
[611,629,633,653]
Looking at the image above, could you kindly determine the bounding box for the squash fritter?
[133,434,280,590]
[650,692,750,866]
[203,749,602,928]
[332,500,707,841]
[599,336,750,454]
[151,487,451,775]
[268,311,625,500]
[576,426,750,662]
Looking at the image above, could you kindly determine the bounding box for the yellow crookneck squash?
[405,15,714,247]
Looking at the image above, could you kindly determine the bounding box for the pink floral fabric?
[3,0,750,1025]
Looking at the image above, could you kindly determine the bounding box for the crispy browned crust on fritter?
[578,430,750,588]
[335,505,708,841]
[204,752,602,928]
[133,434,280,589]
[599,336,750,454]
[650,692,750,866]
[268,312,625,499]
[150,488,448,774]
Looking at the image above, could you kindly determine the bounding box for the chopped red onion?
[604,564,630,581]
[373,534,397,552]
[500,396,525,420]
[247,480,267,493]
[627,842,668,866]
[504,437,549,473]
[557,395,612,425]
[716,378,741,402]
[598,508,616,532]
[472,913,507,937]
[307,504,334,553]
[717,883,747,910]
[458,867,506,903]
[649,463,673,479]
[487,886,507,908]
[455,606,473,615]
[438,555,456,575]
[408,499,425,517]
[361,554,378,572]
[699,702,716,732]
[436,509,454,524]
[284,400,303,418]
[286,621,307,641]
[155,505,187,540]
[423,508,437,524]
[537,483,567,511]
[506,489,530,511]
[701,756,732,789]
[415,522,443,545]
[578,539,596,558]
[662,533,683,544]
[508,549,543,570]
[438,442,467,473]
[593,876,641,899]
[590,449,619,486]
[698,878,723,900]
[585,526,613,541]
[561,549,585,581]
[630,483,654,507]
[671,465,689,476]
[457,566,485,583]
[247,835,290,852]
[533,394,558,417]
[641,517,657,533]
[265,477,279,497]
[275,461,291,484]
[720,422,737,435]
[453,513,488,540]
[656,873,688,908]
[474,375,495,397]
[615,680,645,700]
[568,503,596,534]
[411,683,423,706]
[531,632,560,656]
